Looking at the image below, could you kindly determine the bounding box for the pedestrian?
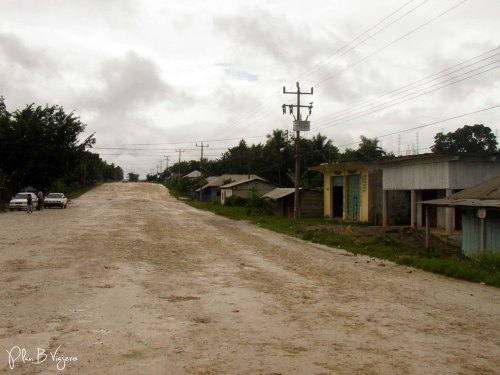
[37,191,44,211]
[27,193,33,214]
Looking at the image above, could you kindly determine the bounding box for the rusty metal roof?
[448,175,500,199]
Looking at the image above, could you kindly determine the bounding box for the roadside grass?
[184,198,500,288]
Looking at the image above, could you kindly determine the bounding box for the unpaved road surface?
[0,183,499,375]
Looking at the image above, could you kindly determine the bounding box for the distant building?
[183,170,202,179]
[263,188,324,218]
[198,174,263,202]
[220,178,276,205]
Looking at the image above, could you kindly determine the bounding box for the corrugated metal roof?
[183,170,201,178]
[202,174,262,188]
[262,188,297,200]
[448,174,500,199]
[420,175,500,209]
[220,177,269,189]
[421,198,500,209]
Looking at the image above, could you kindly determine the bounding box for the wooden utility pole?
[175,149,185,185]
[196,142,209,200]
[282,82,313,219]
[164,156,170,183]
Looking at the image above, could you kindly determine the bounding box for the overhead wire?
[313,0,469,87]
[335,104,500,149]
[217,0,432,138]
[313,46,500,124]
[314,63,500,132]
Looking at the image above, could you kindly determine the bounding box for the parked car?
[44,193,68,209]
[9,192,38,211]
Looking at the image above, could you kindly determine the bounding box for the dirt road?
[0,183,498,374]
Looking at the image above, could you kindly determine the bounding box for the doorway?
[332,176,344,218]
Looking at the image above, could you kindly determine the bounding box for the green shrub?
[225,195,247,207]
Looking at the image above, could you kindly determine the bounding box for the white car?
[9,192,38,211]
[44,193,68,209]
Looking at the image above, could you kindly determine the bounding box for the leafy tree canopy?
[0,97,122,195]
[431,124,498,153]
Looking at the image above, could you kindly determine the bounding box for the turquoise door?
[347,175,360,221]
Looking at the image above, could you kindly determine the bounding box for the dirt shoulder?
[0,183,499,374]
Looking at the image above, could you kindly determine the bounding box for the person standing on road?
[37,191,44,211]
[27,193,33,214]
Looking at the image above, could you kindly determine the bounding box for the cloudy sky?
[1,0,499,178]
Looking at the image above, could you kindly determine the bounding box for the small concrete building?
[421,175,500,256]
[220,178,276,205]
[263,188,324,218]
[310,161,383,224]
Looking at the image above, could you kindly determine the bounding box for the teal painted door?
[347,175,360,221]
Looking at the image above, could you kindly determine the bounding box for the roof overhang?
[419,198,500,209]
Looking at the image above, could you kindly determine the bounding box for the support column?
[382,190,389,227]
[425,205,430,249]
[411,189,417,229]
[445,189,454,235]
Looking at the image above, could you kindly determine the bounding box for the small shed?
[421,175,500,256]
[310,161,383,223]
[220,178,276,205]
[263,188,324,218]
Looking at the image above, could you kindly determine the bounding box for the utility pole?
[196,142,209,201]
[175,149,185,185]
[196,142,209,174]
[164,156,170,183]
[282,82,313,220]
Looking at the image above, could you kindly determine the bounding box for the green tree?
[339,136,393,162]
[357,136,386,160]
[128,172,139,182]
[0,101,95,191]
[431,124,497,153]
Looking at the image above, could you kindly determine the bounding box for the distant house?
[199,174,263,202]
[263,188,323,218]
[220,178,276,205]
[421,175,500,256]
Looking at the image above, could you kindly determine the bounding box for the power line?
[313,46,500,124]
[295,0,429,83]
[314,0,469,86]
[217,0,433,138]
[314,63,500,132]
[336,104,500,149]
